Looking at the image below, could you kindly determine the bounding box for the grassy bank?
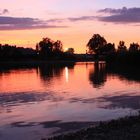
[46,114,140,140]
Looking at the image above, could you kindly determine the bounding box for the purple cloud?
[46,16,96,23]
[46,7,140,24]
[0,16,67,30]
[0,9,9,15]
[68,16,96,22]
[1,7,140,30]
[98,7,140,23]
[98,7,128,14]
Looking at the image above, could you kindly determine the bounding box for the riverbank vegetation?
[0,38,76,61]
[1,34,140,64]
[87,34,140,66]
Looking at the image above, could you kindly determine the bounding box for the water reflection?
[89,62,107,88]
[68,92,140,110]
[98,94,140,110]
[0,92,64,108]
[65,67,69,83]
[38,63,75,83]
[107,64,140,83]
[0,62,139,140]
[89,62,140,88]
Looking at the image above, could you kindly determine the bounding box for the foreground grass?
[46,114,140,140]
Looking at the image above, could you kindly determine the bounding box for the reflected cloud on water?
[0,91,140,114]
[68,92,140,110]
[0,92,64,108]
[98,94,140,110]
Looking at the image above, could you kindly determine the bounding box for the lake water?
[0,62,140,140]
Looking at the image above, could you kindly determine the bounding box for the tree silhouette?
[100,43,115,55]
[65,48,75,54]
[87,34,107,55]
[129,43,140,52]
[53,40,63,53]
[37,37,54,58]
[117,41,127,53]
[37,37,63,59]
[0,44,37,61]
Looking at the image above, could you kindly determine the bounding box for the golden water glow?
[65,67,69,83]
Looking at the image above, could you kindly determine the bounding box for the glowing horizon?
[0,0,140,53]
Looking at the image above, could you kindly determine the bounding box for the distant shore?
[0,60,96,67]
[47,114,140,140]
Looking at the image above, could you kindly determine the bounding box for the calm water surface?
[0,62,140,140]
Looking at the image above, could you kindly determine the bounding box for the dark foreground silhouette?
[47,114,140,140]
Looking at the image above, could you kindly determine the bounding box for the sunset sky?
[0,0,140,53]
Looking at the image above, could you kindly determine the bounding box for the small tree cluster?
[87,34,140,55]
[65,48,74,54]
[87,34,107,54]
[36,37,63,59]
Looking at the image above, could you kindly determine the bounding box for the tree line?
[87,34,140,55]
[87,34,140,66]
[0,44,37,61]
[0,34,140,64]
[0,37,75,61]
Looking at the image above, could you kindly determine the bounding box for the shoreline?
[0,60,96,68]
[0,60,95,64]
[47,114,140,140]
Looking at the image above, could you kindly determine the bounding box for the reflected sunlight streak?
[65,67,69,83]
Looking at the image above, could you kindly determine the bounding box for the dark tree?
[65,48,75,54]
[117,41,127,52]
[37,37,63,59]
[100,43,116,55]
[53,40,63,53]
[87,34,107,55]
[129,43,140,52]
[38,37,54,58]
